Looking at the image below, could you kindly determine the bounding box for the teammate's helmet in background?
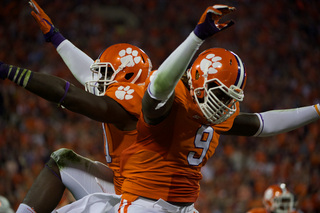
[187,48,246,124]
[85,43,152,95]
[263,183,295,213]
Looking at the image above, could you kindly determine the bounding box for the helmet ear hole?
[195,70,200,80]
[125,72,134,80]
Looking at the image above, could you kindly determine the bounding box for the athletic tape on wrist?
[7,65,33,88]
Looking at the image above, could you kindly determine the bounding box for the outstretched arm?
[29,0,94,87]
[222,105,320,136]
[143,5,236,124]
[0,62,133,127]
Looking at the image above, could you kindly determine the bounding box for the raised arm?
[142,5,236,124]
[29,0,94,87]
[0,62,134,128]
[222,105,320,136]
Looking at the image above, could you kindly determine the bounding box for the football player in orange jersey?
[247,183,299,213]
[9,45,151,213]
[9,1,152,213]
[118,5,320,213]
[1,2,319,213]
[2,45,151,213]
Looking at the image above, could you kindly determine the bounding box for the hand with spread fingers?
[194,4,236,40]
[29,0,62,44]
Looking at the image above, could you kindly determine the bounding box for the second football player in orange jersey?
[118,5,320,213]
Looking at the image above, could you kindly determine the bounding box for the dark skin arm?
[220,112,261,136]
[25,72,137,131]
[141,89,175,125]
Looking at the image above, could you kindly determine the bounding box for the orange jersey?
[120,80,239,203]
[102,82,144,194]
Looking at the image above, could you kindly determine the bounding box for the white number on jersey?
[187,125,213,166]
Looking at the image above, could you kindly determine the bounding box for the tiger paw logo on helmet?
[115,86,134,100]
[119,47,141,67]
[200,54,222,74]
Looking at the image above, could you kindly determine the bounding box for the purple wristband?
[42,19,65,48]
[50,32,66,48]
[58,81,70,107]
[194,14,220,40]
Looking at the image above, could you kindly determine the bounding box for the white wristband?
[254,104,320,137]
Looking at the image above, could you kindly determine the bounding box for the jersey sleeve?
[105,83,144,119]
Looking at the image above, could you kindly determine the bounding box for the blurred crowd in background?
[0,0,320,212]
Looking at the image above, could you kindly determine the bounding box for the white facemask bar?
[84,59,131,96]
[194,78,244,124]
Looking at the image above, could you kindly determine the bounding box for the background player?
[247,183,300,213]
